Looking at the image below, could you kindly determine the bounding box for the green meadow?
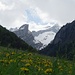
[0,46,75,75]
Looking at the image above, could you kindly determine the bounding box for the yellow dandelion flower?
[28,53,32,56]
[20,67,29,72]
[38,67,41,71]
[10,59,13,62]
[11,52,15,55]
[21,59,26,62]
[25,63,31,67]
[49,62,53,67]
[58,66,62,69]
[24,53,26,56]
[6,53,10,57]
[45,64,49,67]
[29,59,32,63]
[45,68,53,74]
[58,66,63,71]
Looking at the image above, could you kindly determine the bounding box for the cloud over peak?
[0,0,75,29]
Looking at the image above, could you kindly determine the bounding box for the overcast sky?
[0,0,75,30]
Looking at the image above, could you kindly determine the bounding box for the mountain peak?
[19,24,29,30]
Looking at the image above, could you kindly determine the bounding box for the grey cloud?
[29,0,75,24]
[0,0,28,28]
[0,0,75,29]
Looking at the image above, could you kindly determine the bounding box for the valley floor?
[0,46,75,75]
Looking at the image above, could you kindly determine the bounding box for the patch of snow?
[33,39,40,44]
[39,45,47,50]
[19,27,25,30]
[34,31,56,46]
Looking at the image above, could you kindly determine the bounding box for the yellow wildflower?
[11,52,15,55]
[28,53,32,56]
[45,68,53,74]
[25,63,31,67]
[58,66,63,71]
[20,67,29,72]
[6,53,10,57]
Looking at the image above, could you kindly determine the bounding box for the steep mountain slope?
[40,20,75,59]
[13,24,43,50]
[32,24,60,49]
[0,25,35,51]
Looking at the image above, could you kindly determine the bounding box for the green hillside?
[0,25,35,52]
[0,46,75,75]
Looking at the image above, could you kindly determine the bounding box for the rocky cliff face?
[14,24,43,50]
[40,20,75,59]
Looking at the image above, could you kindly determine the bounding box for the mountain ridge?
[40,20,75,59]
[13,24,43,50]
[0,25,35,52]
[10,24,60,50]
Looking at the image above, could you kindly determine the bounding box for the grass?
[0,46,75,75]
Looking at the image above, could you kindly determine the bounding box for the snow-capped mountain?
[34,31,55,46]
[10,24,60,50]
[32,24,60,49]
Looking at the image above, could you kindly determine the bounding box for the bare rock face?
[14,24,43,50]
[19,24,29,33]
